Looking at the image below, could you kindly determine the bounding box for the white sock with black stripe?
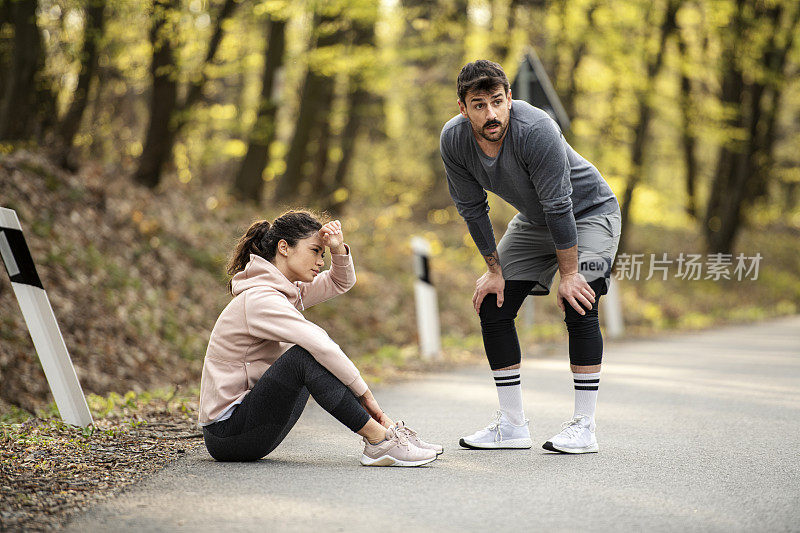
[493,368,525,426]
[573,371,600,425]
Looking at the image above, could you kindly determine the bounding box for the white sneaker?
[459,410,532,449]
[542,415,599,454]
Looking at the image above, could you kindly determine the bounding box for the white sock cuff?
[573,372,600,386]
[493,368,521,387]
[493,368,521,378]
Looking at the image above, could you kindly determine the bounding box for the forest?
[1,0,799,413]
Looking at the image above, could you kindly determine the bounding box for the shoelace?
[559,416,588,439]
[484,410,504,443]
[395,422,418,439]
[389,426,410,448]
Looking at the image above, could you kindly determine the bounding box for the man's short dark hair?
[457,60,510,104]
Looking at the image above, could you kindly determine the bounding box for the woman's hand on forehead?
[319,220,344,250]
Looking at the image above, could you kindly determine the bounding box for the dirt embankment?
[0,151,226,413]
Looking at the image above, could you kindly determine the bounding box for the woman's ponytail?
[226,220,271,294]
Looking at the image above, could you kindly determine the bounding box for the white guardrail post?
[602,277,624,339]
[0,207,93,427]
[411,237,441,360]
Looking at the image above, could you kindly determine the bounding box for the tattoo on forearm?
[484,252,499,267]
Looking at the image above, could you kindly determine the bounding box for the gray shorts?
[497,209,622,296]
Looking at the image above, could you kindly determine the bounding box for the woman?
[199,210,441,466]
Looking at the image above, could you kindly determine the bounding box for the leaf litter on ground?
[0,391,203,532]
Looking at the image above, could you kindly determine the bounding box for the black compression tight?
[479,277,608,369]
[562,277,607,366]
[202,345,371,462]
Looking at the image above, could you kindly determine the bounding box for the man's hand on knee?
[557,272,595,315]
[473,270,505,313]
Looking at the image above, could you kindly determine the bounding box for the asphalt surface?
[66,316,800,532]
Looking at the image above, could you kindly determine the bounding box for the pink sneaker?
[395,421,444,455]
[360,426,437,467]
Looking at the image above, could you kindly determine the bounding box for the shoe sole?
[542,441,599,454]
[360,454,438,467]
[459,437,532,449]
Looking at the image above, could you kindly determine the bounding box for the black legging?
[479,277,608,369]
[202,345,371,462]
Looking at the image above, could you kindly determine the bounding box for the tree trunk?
[677,32,698,219]
[0,1,14,101]
[0,0,46,141]
[703,0,746,239]
[703,1,799,253]
[54,0,107,170]
[490,0,528,65]
[324,82,369,214]
[174,0,238,131]
[133,0,180,188]
[617,0,681,255]
[309,116,334,193]
[324,5,379,214]
[749,3,800,201]
[323,94,362,214]
[274,66,328,198]
[401,0,469,212]
[274,9,343,200]
[560,2,598,121]
[134,0,239,188]
[783,181,799,215]
[233,16,287,203]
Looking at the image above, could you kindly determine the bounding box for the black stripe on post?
[419,255,431,284]
[0,228,44,289]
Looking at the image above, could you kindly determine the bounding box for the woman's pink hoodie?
[198,247,367,425]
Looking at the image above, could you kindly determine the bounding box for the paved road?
[67,316,800,531]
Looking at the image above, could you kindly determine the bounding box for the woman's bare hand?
[359,389,393,427]
[319,220,346,254]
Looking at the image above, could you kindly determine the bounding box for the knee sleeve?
[478,281,534,370]
[564,277,606,366]
[479,293,521,330]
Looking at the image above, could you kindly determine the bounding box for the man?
[440,60,621,453]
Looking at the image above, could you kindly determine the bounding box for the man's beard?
[475,118,508,142]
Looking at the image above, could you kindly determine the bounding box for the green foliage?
[21,0,799,238]
[86,391,139,418]
[85,387,197,419]
[35,402,61,420]
[0,406,34,425]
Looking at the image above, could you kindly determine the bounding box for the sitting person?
[198,210,441,466]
